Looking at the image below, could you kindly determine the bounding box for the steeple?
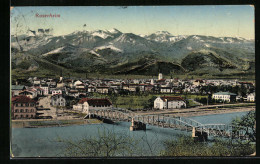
[59,69,63,82]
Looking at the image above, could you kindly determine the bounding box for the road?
[135,104,255,117]
[38,95,58,119]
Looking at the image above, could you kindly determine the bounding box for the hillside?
[11,29,255,78]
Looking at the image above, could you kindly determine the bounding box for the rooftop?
[12,95,36,103]
[11,85,25,90]
[160,96,185,102]
[213,92,237,96]
[79,98,112,106]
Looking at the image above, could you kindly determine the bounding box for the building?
[51,94,66,107]
[19,90,37,99]
[160,87,173,93]
[40,84,49,95]
[212,92,237,102]
[158,73,163,80]
[96,86,109,94]
[122,84,139,92]
[247,93,255,102]
[87,86,96,93]
[76,83,85,89]
[51,89,62,95]
[11,85,26,96]
[193,79,204,86]
[154,96,186,109]
[74,80,83,87]
[11,95,37,119]
[73,98,112,113]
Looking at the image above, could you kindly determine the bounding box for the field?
[90,93,207,110]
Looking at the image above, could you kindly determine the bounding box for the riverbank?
[11,119,102,128]
[11,106,254,128]
[136,106,255,117]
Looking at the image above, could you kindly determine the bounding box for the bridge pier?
[130,118,146,131]
[192,127,208,142]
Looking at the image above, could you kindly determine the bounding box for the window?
[30,103,34,107]
[26,109,29,112]
[26,115,29,118]
[31,109,34,112]
[15,104,18,107]
[20,109,24,112]
[21,104,23,107]
[26,103,29,107]
[31,115,33,118]
[20,115,23,118]
[15,109,18,113]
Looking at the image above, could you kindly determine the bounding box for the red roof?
[12,95,36,103]
[157,79,166,82]
[195,79,204,83]
[160,96,184,102]
[79,98,112,106]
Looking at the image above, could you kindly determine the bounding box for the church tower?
[158,73,163,80]
[59,69,63,82]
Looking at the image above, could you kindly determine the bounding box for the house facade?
[73,98,112,113]
[154,96,186,109]
[96,86,109,94]
[51,89,62,95]
[11,95,37,119]
[212,92,237,102]
[160,87,173,93]
[247,93,255,102]
[40,85,49,95]
[19,90,37,99]
[51,94,66,107]
[11,85,26,96]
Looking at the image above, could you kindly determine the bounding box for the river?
[11,111,249,157]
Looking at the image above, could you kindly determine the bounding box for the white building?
[51,94,66,107]
[160,87,173,93]
[247,93,255,102]
[158,73,163,80]
[212,92,237,102]
[51,89,62,95]
[74,80,83,87]
[154,96,186,109]
[40,85,49,95]
[73,98,112,113]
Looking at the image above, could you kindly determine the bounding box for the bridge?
[84,108,251,141]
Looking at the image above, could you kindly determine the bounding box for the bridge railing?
[86,109,252,139]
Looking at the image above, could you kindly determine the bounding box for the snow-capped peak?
[95,45,122,52]
[91,30,112,39]
[42,47,64,56]
[107,28,121,34]
[155,31,171,35]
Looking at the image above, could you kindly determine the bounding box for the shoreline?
[11,119,102,128]
[11,107,254,128]
[136,106,254,117]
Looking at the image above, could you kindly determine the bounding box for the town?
[11,72,255,121]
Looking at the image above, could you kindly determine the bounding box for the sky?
[10,5,255,39]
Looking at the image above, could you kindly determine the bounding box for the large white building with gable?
[154,96,186,109]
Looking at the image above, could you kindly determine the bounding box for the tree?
[231,110,256,142]
[143,96,157,109]
[161,135,255,156]
[56,128,139,157]
[108,93,118,107]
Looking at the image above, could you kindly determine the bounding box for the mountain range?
[11,28,255,78]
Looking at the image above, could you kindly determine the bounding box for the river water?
[11,112,248,157]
